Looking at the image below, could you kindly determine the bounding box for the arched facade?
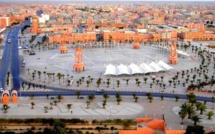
[73,48,85,72]
[11,90,18,103]
[59,43,68,53]
[2,90,10,104]
[168,42,178,64]
[133,42,140,49]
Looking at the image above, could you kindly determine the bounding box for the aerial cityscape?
[0,0,215,134]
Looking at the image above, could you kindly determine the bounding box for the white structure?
[104,64,116,75]
[149,62,165,72]
[0,17,10,27]
[117,64,131,75]
[157,60,173,70]
[39,14,50,23]
[104,61,173,76]
[128,63,143,74]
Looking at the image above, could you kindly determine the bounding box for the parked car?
[29,51,36,55]
[96,89,105,93]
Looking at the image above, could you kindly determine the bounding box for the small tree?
[57,94,63,102]
[30,94,34,100]
[44,106,48,113]
[207,111,214,120]
[148,96,153,103]
[31,102,35,109]
[160,95,164,101]
[67,104,72,109]
[50,103,53,109]
[86,101,90,109]
[179,110,187,124]
[191,115,201,126]
[75,91,81,99]
[3,104,10,113]
[46,94,49,99]
[116,97,122,105]
[134,96,139,102]
[175,95,179,102]
[54,100,57,106]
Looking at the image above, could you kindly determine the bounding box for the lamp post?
[109,106,112,118]
[162,106,164,120]
[112,78,115,89]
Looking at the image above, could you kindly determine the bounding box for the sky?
[0,0,215,1]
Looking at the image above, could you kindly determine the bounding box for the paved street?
[0,96,214,131]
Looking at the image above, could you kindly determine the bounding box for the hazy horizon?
[1,0,215,2]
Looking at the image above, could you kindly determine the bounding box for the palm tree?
[50,103,53,109]
[106,81,110,88]
[199,104,207,115]
[37,71,41,81]
[116,97,122,105]
[160,95,164,101]
[212,96,215,109]
[195,102,202,111]
[52,73,55,82]
[44,106,48,113]
[67,104,72,109]
[75,91,81,99]
[187,105,195,119]
[57,94,63,102]
[132,93,136,99]
[143,77,148,84]
[117,80,120,87]
[86,80,90,87]
[46,94,49,99]
[207,111,214,120]
[57,73,62,84]
[27,68,30,75]
[47,73,51,83]
[147,95,153,103]
[102,100,106,109]
[31,102,35,109]
[134,96,139,102]
[115,93,121,99]
[126,79,129,85]
[43,71,46,80]
[88,94,95,102]
[175,95,179,102]
[103,93,109,101]
[2,104,10,113]
[191,115,201,126]
[86,101,90,109]
[30,94,34,100]
[179,110,187,124]
[54,100,57,106]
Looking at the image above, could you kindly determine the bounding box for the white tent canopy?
[157,60,173,70]
[104,64,117,75]
[117,64,131,75]
[128,63,143,74]
[103,61,173,76]
[139,62,155,73]
[149,62,165,72]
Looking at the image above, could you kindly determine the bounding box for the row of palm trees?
[179,93,215,126]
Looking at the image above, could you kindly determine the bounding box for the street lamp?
[109,106,112,118]
[162,106,164,120]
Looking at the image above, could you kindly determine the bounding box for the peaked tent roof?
[128,63,143,74]
[117,64,131,75]
[104,64,117,75]
[149,62,165,72]
[157,60,173,70]
[140,62,155,73]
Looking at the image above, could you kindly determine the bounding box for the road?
[0,29,12,89]
[10,21,30,90]
[0,21,29,89]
